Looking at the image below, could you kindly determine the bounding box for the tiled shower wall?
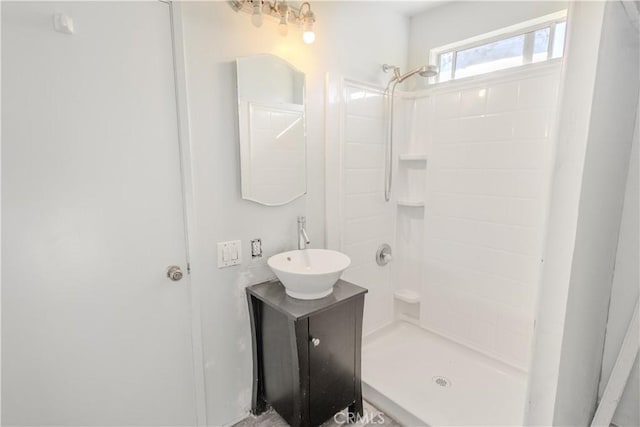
[419,65,561,370]
[339,82,394,336]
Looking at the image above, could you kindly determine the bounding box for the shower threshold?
[362,321,527,426]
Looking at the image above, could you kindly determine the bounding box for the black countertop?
[246,279,368,320]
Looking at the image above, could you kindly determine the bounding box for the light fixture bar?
[229,0,316,43]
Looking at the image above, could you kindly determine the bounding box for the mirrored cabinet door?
[236,54,306,206]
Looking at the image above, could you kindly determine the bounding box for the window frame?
[429,10,568,84]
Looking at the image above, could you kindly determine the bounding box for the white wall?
[551,0,639,423]
[2,3,202,425]
[177,2,408,424]
[417,64,561,371]
[334,81,395,335]
[408,1,567,89]
[598,107,639,427]
[526,1,640,425]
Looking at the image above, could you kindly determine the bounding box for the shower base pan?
[362,321,527,426]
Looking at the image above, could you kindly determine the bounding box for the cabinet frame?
[246,280,367,427]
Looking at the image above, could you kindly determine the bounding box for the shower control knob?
[167,265,183,282]
[376,244,393,266]
[311,338,320,347]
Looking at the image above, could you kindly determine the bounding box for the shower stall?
[327,63,559,426]
[325,3,639,425]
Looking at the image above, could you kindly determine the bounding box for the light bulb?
[251,2,263,27]
[278,16,288,36]
[303,30,315,44]
[302,12,315,44]
[251,13,263,27]
[277,3,289,37]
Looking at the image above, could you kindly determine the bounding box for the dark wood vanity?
[246,280,367,427]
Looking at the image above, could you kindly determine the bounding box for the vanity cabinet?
[246,280,367,427]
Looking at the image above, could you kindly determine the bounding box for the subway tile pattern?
[341,84,394,335]
[420,72,560,370]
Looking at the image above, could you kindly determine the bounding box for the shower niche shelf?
[394,289,420,304]
[397,199,424,208]
[398,153,427,161]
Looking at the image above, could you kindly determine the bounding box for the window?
[431,11,567,83]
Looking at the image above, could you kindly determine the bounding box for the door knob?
[167,265,183,282]
[311,338,320,347]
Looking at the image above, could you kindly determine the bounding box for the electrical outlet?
[251,238,262,258]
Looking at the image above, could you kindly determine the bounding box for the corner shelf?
[394,289,420,304]
[397,199,424,208]
[398,153,428,161]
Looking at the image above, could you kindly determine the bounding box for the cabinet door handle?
[311,338,320,347]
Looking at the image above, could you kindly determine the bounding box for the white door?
[2,2,198,425]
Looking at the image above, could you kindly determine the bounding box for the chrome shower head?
[419,64,440,78]
[396,65,439,83]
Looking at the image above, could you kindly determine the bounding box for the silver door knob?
[311,338,320,347]
[167,265,183,281]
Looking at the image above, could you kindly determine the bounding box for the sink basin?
[267,249,351,300]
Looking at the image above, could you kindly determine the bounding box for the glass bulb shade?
[251,11,263,27]
[278,21,288,36]
[303,30,315,44]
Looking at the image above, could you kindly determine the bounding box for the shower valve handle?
[376,244,393,266]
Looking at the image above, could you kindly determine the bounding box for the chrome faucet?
[297,216,310,250]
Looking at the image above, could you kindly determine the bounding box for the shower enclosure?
[326,16,563,427]
[326,2,639,423]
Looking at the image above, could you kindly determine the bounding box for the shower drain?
[432,376,452,388]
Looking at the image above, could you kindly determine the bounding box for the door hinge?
[187,263,191,274]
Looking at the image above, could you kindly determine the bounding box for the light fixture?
[277,2,289,37]
[229,0,317,44]
[299,2,315,44]
[251,0,263,28]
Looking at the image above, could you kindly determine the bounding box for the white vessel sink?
[267,249,351,300]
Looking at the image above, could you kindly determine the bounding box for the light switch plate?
[217,240,242,268]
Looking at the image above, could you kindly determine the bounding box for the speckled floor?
[232,401,402,427]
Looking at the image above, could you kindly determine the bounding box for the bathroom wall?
[326,79,396,335]
[416,64,561,371]
[177,3,408,425]
[598,108,639,427]
[399,2,570,372]
[527,1,640,424]
[408,1,568,88]
[551,0,639,422]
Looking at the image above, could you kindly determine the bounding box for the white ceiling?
[379,1,447,17]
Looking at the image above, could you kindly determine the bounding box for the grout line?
[427,235,540,258]
[431,139,551,146]
[425,254,531,289]
[435,167,546,171]
[430,191,540,201]
[427,212,540,229]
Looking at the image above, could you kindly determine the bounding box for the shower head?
[396,65,440,83]
[419,64,440,78]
